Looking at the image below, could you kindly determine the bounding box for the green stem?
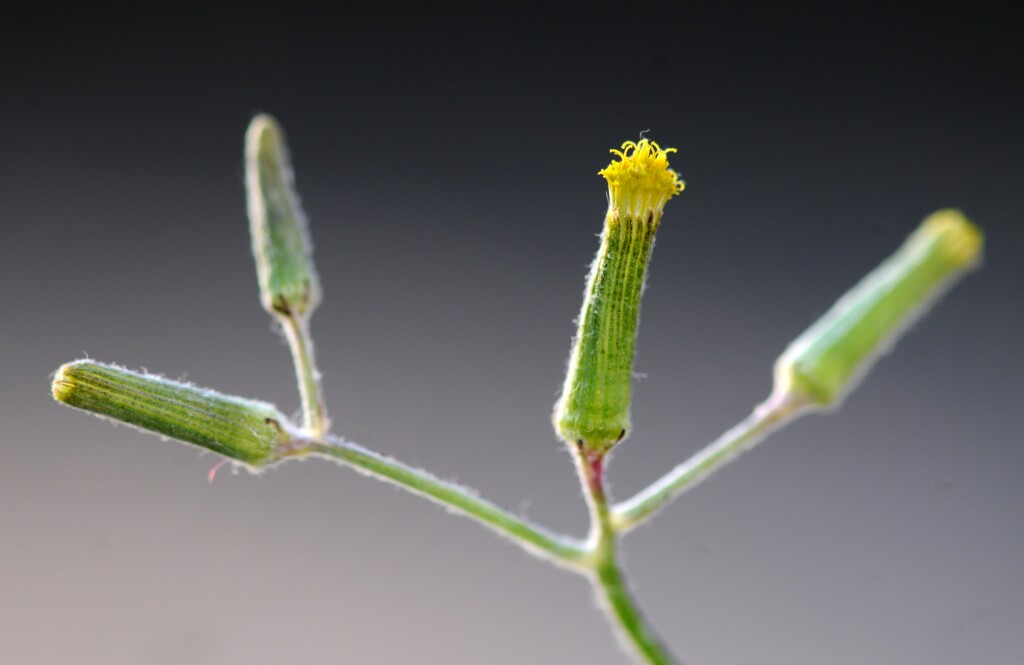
[292,437,590,570]
[575,449,680,665]
[612,391,806,533]
[280,313,328,439]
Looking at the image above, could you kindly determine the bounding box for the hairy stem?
[612,391,807,532]
[575,449,680,665]
[280,313,328,439]
[292,437,590,569]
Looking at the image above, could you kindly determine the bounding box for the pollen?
[599,139,684,219]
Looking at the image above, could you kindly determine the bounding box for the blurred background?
[2,4,1021,664]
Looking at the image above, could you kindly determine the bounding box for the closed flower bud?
[554,140,685,454]
[52,360,295,466]
[774,209,983,407]
[246,114,322,319]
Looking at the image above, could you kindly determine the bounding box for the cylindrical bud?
[52,360,294,466]
[554,140,684,454]
[774,209,983,407]
[245,113,322,319]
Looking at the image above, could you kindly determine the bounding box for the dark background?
[2,4,1021,664]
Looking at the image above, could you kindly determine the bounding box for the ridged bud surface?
[774,209,983,407]
[555,140,684,454]
[53,360,294,465]
[246,114,321,318]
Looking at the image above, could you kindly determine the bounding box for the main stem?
[576,449,680,665]
[280,312,328,439]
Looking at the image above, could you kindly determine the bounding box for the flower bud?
[554,140,685,454]
[245,114,322,319]
[774,209,983,407]
[52,360,295,466]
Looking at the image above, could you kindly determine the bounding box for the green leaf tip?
[246,113,322,319]
[773,209,984,408]
[52,360,296,466]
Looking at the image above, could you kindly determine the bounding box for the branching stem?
[280,313,327,439]
[274,391,807,664]
[612,391,807,533]
[574,448,680,665]
[287,437,590,570]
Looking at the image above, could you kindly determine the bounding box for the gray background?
[2,4,1022,664]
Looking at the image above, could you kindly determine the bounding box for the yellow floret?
[599,139,684,219]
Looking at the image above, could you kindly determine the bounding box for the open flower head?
[600,139,684,220]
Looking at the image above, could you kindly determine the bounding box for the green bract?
[246,113,321,319]
[53,360,293,466]
[774,209,983,407]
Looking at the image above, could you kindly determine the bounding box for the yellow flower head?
[599,139,684,220]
